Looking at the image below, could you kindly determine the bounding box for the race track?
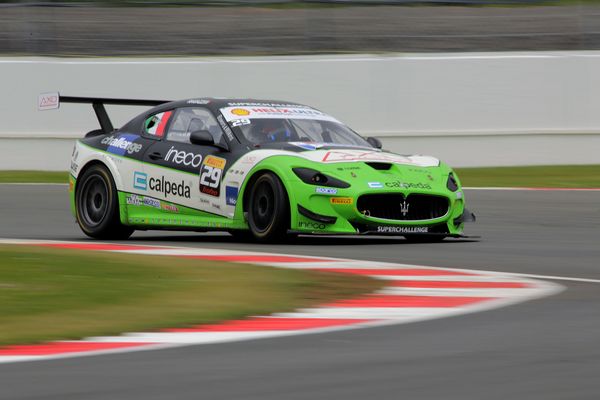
[0,185,599,399]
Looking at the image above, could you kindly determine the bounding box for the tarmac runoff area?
[0,186,599,400]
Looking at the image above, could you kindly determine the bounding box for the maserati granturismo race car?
[39,93,475,242]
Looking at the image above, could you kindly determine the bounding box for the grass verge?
[0,245,381,346]
[455,165,600,188]
[0,171,69,184]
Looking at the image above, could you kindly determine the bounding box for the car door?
[141,106,230,217]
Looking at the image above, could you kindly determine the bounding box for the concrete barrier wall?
[1,52,599,170]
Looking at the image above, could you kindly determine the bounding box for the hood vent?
[366,162,393,171]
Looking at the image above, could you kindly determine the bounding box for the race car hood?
[255,142,440,168]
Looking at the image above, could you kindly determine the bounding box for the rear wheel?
[75,164,134,239]
[247,172,290,242]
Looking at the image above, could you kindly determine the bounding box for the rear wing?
[38,92,171,134]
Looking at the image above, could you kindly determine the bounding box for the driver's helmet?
[248,119,291,143]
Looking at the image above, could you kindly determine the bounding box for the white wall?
[1,52,599,170]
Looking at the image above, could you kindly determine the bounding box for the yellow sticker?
[330,197,353,205]
[231,108,250,116]
[204,155,227,169]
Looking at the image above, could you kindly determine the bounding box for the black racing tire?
[404,235,446,243]
[247,172,290,242]
[75,164,134,240]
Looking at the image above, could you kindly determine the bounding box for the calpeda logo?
[149,176,191,199]
[385,181,432,190]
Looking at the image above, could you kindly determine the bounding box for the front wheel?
[247,172,290,242]
[75,164,134,240]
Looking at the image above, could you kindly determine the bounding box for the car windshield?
[219,105,372,147]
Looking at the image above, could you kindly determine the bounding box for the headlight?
[293,167,350,188]
[447,173,459,192]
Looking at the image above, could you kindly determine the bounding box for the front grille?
[357,193,449,221]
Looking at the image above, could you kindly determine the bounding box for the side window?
[166,107,224,144]
[144,111,173,138]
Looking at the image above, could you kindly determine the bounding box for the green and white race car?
[41,93,475,242]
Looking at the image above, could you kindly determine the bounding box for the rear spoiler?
[38,92,171,134]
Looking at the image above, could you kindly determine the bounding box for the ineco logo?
[165,146,203,168]
[298,221,326,230]
[133,172,147,190]
[102,134,143,155]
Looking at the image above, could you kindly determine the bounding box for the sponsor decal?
[210,202,222,210]
[290,142,319,151]
[368,182,383,188]
[226,184,239,206]
[102,134,143,155]
[385,181,432,190]
[322,150,416,164]
[376,226,429,234]
[315,187,338,195]
[143,197,161,209]
[161,203,179,213]
[199,155,227,197]
[133,172,147,190]
[228,102,312,108]
[126,194,142,206]
[330,197,353,205]
[221,106,338,123]
[70,161,79,174]
[165,146,203,168]
[38,92,59,110]
[231,108,251,116]
[187,99,210,105]
[298,221,326,230]
[216,114,235,141]
[149,176,191,199]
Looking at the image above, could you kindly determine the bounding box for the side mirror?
[367,137,382,149]
[190,130,214,146]
[190,130,229,151]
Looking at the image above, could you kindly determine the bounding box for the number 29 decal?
[199,155,227,197]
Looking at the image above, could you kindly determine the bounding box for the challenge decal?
[199,155,226,197]
[376,226,429,234]
[102,134,143,155]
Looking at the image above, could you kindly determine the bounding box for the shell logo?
[231,108,251,116]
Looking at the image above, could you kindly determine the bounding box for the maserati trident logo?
[400,201,410,217]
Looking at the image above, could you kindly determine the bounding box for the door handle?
[149,152,162,160]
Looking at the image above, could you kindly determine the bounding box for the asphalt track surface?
[0,185,599,399]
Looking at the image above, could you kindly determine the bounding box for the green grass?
[455,165,600,188]
[0,171,69,184]
[0,245,381,346]
[1,165,598,187]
